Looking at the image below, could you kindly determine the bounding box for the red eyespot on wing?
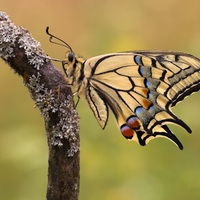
[120,124,134,139]
[127,116,140,129]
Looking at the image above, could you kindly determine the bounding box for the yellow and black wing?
[81,51,200,149]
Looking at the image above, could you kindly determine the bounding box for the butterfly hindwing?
[85,85,109,129]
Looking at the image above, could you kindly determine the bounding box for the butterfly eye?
[68,53,74,62]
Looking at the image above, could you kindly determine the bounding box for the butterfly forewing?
[65,50,200,149]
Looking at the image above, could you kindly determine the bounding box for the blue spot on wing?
[148,91,152,98]
[139,66,145,76]
[134,55,141,65]
[135,106,143,115]
[145,79,151,88]
[148,104,154,111]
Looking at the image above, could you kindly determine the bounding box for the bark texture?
[0,11,80,200]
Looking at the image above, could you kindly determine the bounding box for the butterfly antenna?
[46,27,73,53]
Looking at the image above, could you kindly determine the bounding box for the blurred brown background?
[0,0,200,199]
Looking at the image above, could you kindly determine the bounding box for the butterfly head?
[62,51,76,78]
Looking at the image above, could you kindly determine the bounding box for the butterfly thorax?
[64,52,89,95]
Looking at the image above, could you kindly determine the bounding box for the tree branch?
[0,11,80,200]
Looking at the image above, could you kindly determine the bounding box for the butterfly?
[46,27,200,150]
